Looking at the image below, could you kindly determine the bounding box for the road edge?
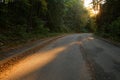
[94,35,120,47]
[0,35,65,74]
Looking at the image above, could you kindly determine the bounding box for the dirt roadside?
[0,35,64,75]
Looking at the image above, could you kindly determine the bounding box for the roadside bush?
[108,17,120,41]
[32,18,49,35]
[0,24,28,43]
[97,17,120,42]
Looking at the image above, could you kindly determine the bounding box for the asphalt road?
[1,33,120,80]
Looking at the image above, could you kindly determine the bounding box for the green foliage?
[88,0,120,42]
[86,18,97,32]
[64,0,89,32]
[106,17,120,41]
[32,17,49,34]
[0,0,48,43]
[96,0,120,42]
[0,0,91,45]
[46,0,65,32]
[96,18,120,41]
[40,0,47,13]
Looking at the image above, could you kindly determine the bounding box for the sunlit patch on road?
[0,47,66,79]
[88,37,94,40]
[0,40,81,80]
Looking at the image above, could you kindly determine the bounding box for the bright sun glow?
[84,0,92,7]
[84,0,100,16]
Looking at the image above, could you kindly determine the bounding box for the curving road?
[1,33,120,80]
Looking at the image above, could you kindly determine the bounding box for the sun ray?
[84,0,100,16]
[84,0,92,7]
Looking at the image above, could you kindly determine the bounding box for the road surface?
[0,33,120,80]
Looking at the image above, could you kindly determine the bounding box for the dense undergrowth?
[96,0,120,42]
[0,0,93,47]
[99,18,120,42]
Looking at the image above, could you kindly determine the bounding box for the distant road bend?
[0,33,120,80]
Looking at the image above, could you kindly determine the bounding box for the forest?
[96,0,120,42]
[0,0,90,46]
[0,0,120,46]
